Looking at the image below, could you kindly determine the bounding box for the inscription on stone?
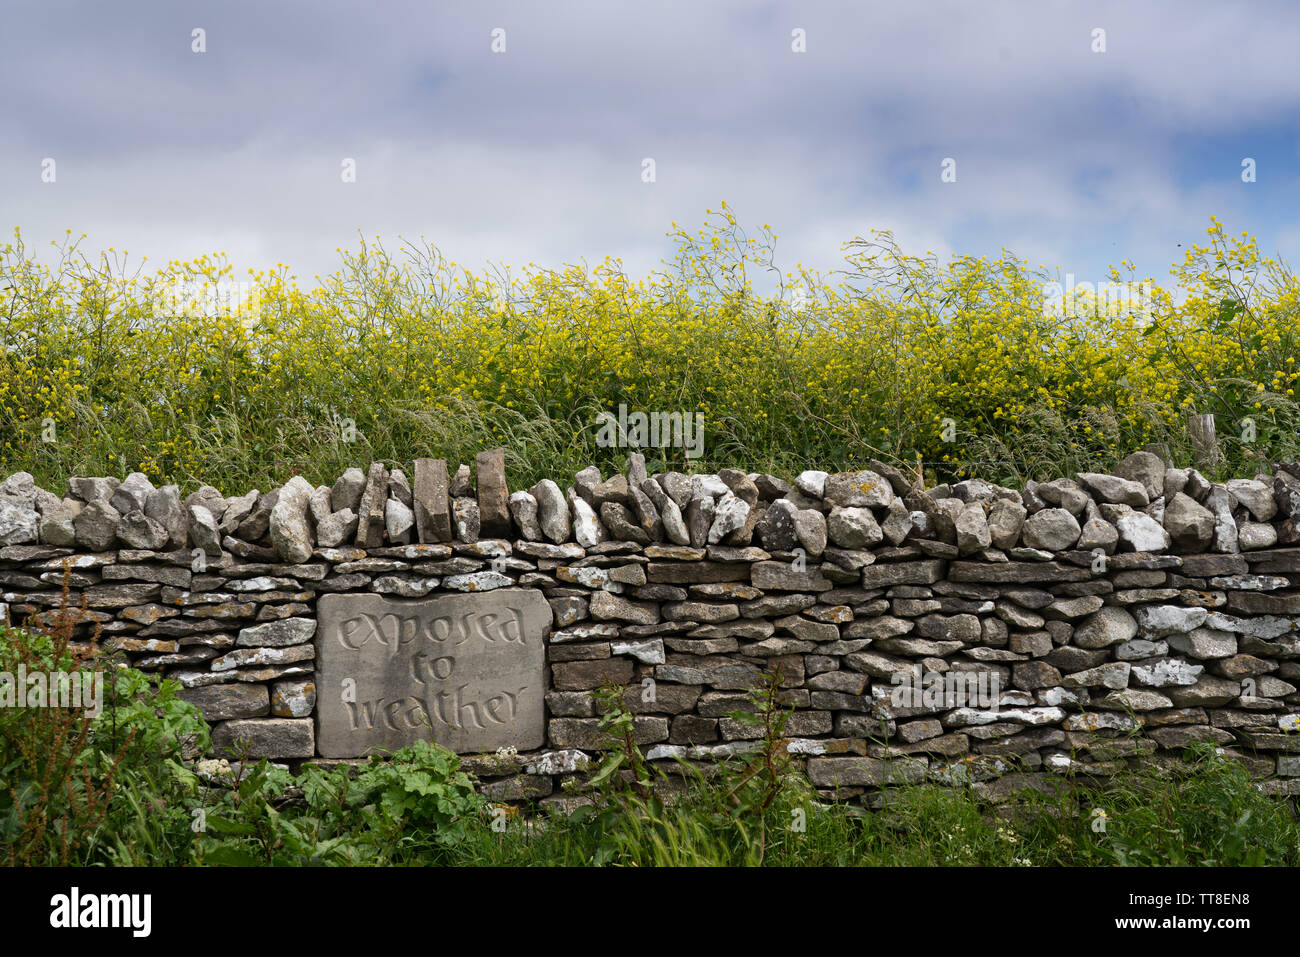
[316,589,549,757]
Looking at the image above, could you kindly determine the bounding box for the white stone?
[269,476,315,563]
[946,706,1065,727]
[443,571,513,592]
[610,639,666,664]
[1132,658,1203,687]
[1116,511,1170,552]
[569,495,604,548]
[707,491,750,544]
[1135,604,1207,637]
[795,470,829,498]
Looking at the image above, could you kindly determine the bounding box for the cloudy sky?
[3,0,1298,293]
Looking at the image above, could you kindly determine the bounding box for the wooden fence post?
[1188,413,1219,472]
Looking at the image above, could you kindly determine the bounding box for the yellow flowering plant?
[2,209,1297,496]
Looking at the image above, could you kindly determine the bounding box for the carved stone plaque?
[315,589,549,758]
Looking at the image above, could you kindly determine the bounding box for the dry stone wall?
[4,449,1300,807]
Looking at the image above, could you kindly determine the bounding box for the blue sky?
[3,0,1298,295]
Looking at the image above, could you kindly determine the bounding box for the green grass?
[451,747,1299,867]
[5,614,1298,868]
[5,214,1300,496]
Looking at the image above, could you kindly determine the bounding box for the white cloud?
[3,0,1299,287]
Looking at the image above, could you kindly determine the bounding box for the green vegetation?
[3,210,1300,496]
[2,619,1297,867]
